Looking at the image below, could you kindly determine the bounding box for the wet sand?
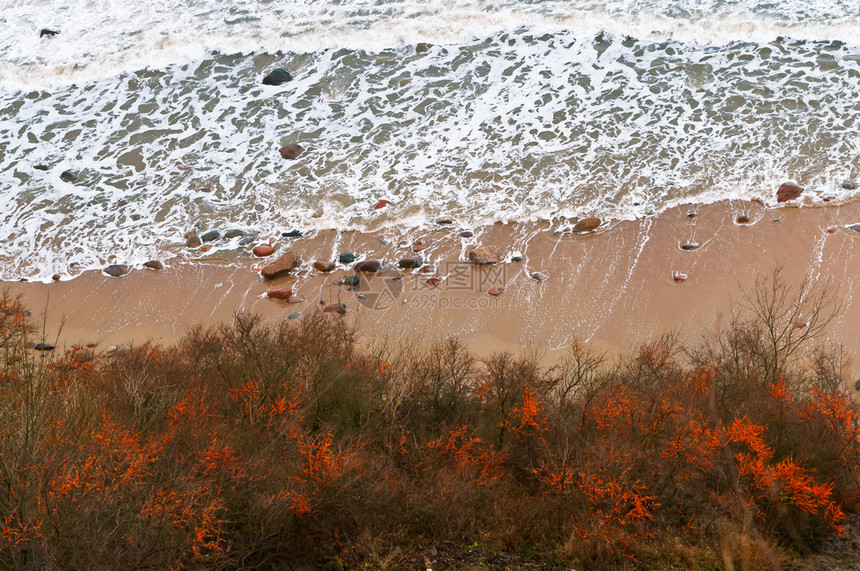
[6,200,860,377]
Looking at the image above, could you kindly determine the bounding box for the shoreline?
[6,199,860,377]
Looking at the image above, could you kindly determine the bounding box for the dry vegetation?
[1,269,858,570]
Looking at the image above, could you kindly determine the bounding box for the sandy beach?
[6,199,860,377]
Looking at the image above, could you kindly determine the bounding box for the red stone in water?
[488,287,504,296]
[266,288,293,301]
[374,199,390,209]
[253,245,275,257]
[825,226,837,234]
[673,272,688,282]
[426,277,442,286]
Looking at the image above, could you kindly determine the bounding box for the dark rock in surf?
[34,164,49,171]
[201,230,220,242]
[342,275,360,286]
[459,231,474,238]
[282,230,303,238]
[279,144,304,160]
[104,264,130,278]
[34,343,55,351]
[40,29,60,38]
[224,229,244,239]
[398,257,423,269]
[60,170,77,182]
[339,252,356,264]
[262,68,293,86]
[842,180,858,190]
[354,260,381,272]
[143,260,164,270]
[776,182,803,203]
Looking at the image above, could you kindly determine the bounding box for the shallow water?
[1,0,859,281]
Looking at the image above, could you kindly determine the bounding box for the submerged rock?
[531,272,549,282]
[224,229,245,239]
[842,179,858,190]
[143,260,164,270]
[736,214,751,224]
[459,231,474,238]
[847,224,860,233]
[201,230,220,242]
[354,260,381,272]
[186,230,201,248]
[339,252,356,264]
[342,275,360,286]
[314,261,336,272]
[398,257,423,269]
[572,217,601,232]
[467,247,500,265]
[60,170,78,182]
[279,144,304,160]
[324,304,347,315]
[262,68,293,86]
[776,181,803,203]
[288,312,301,319]
[39,29,60,38]
[281,230,303,238]
[374,199,390,209]
[104,264,130,278]
[261,251,300,279]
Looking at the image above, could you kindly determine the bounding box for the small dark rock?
[347,286,357,292]
[186,230,201,248]
[426,276,442,286]
[60,170,77,182]
[51,274,61,281]
[531,272,548,281]
[847,224,860,233]
[468,247,500,265]
[776,181,803,203]
[252,245,275,257]
[459,231,474,238]
[398,257,423,269]
[681,242,699,251]
[34,164,49,171]
[238,234,257,245]
[687,211,697,218]
[572,217,601,232]
[143,260,163,270]
[261,251,301,279]
[130,214,141,221]
[224,229,244,239]
[511,255,523,262]
[342,275,360,286]
[34,343,55,351]
[314,261,336,272]
[279,144,304,160]
[288,312,301,319]
[736,214,750,224]
[40,29,60,38]
[281,230,303,238]
[201,230,220,242]
[104,264,130,278]
[354,260,381,272]
[339,252,356,264]
[262,68,293,86]
[842,179,858,190]
[437,217,454,225]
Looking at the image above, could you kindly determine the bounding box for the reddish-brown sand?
[6,200,860,378]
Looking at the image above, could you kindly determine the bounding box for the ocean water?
[1,0,859,281]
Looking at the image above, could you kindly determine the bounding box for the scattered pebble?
[776,181,803,203]
[459,231,474,238]
[263,68,293,86]
[824,226,837,234]
[842,179,858,190]
[104,264,130,278]
[572,217,601,233]
[488,287,505,296]
[531,272,549,282]
[34,343,55,351]
[339,252,356,264]
[279,144,304,160]
[253,244,276,257]
[426,276,442,286]
[794,321,808,329]
[282,230,303,238]
[374,199,390,209]
[681,242,699,251]
[673,272,688,282]
[314,261,336,272]
[736,214,750,224]
[287,312,301,319]
[143,260,164,270]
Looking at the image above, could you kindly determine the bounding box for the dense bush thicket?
[1,272,858,569]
